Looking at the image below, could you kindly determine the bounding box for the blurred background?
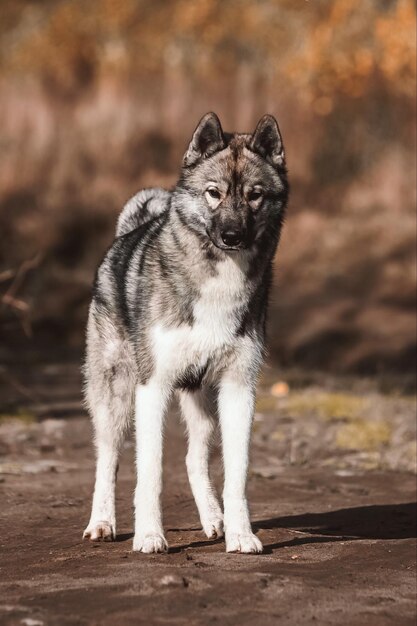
[0,0,415,379]
[1,7,416,616]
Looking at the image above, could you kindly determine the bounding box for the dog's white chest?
[193,257,246,334]
[151,257,248,378]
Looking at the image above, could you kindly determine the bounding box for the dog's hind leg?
[179,389,223,540]
[83,328,135,542]
[83,400,127,541]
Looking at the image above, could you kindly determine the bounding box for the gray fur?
[116,187,170,237]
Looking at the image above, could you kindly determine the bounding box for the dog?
[83,112,289,553]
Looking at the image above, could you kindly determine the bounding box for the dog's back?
[116,188,170,237]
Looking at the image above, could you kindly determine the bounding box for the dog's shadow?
[254,501,416,553]
[115,502,416,553]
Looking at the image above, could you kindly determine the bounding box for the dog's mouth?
[212,242,243,252]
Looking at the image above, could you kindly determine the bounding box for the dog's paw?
[226,532,263,554]
[83,520,115,542]
[133,532,168,554]
[202,516,224,540]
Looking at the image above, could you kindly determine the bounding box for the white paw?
[83,520,115,542]
[202,516,224,539]
[133,532,168,553]
[226,532,263,554]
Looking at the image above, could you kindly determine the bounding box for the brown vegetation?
[0,0,415,373]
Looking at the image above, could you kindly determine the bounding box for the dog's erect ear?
[183,112,225,167]
[250,114,285,168]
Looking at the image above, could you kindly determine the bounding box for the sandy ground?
[0,361,416,625]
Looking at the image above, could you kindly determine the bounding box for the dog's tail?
[116,188,170,237]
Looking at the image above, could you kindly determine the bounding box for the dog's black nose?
[221,230,242,247]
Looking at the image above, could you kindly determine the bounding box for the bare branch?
[0,253,42,335]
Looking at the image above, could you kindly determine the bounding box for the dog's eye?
[248,190,262,202]
[207,187,221,200]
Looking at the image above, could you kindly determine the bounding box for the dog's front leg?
[218,365,263,554]
[133,381,169,553]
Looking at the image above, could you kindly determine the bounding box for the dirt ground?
[0,360,416,625]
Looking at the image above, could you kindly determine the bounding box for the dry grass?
[285,392,367,421]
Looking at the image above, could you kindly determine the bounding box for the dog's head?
[176,112,288,252]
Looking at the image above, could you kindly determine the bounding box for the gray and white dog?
[83,112,289,553]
